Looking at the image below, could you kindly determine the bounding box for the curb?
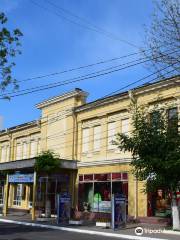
[0,218,167,240]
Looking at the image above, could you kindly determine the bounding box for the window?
[0,183,4,205]
[108,122,116,150]
[93,125,101,151]
[16,144,22,160]
[22,142,28,159]
[30,141,37,158]
[6,145,10,162]
[168,108,178,130]
[13,184,23,206]
[1,146,6,162]
[122,118,129,134]
[78,172,128,213]
[82,128,89,153]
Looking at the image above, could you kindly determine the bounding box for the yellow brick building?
[0,76,179,220]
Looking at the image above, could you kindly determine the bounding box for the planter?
[96,222,111,228]
[69,220,83,225]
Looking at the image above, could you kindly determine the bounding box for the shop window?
[84,174,93,181]
[112,173,121,180]
[79,175,83,182]
[94,173,111,181]
[13,184,23,206]
[108,122,116,150]
[93,182,111,212]
[78,183,93,211]
[82,128,89,153]
[93,125,101,151]
[78,172,128,214]
[0,183,4,205]
[122,173,128,180]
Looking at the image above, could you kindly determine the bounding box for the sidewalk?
[0,215,180,240]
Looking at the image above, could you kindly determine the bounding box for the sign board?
[111,194,126,230]
[57,193,71,225]
[9,173,34,183]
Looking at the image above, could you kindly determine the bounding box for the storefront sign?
[111,194,126,230]
[57,193,71,225]
[9,173,34,183]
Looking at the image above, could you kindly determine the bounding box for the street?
[0,222,121,240]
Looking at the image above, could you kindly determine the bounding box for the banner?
[57,193,71,225]
[112,194,126,230]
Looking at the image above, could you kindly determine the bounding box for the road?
[0,222,122,240]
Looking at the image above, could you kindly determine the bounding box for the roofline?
[75,75,180,113]
[36,88,88,109]
[0,120,40,136]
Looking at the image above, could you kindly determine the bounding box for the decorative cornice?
[36,88,88,109]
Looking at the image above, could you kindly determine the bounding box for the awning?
[0,158,77,171]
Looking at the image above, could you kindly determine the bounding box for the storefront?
[78,172,128,213]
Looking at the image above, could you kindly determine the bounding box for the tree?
[115,104,180,230]
[0,12,22,93]
[142,0,180,78]
[35,150,61,218]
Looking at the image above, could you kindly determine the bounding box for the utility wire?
[1,49,179,99]
[30,0,139,49]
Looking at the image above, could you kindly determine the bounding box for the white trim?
[0,218,168,240]
[36,89,88,109]
[77,158,131,167]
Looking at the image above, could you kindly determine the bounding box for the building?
[0,76,179,220]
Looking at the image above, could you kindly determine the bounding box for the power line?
[1,49,179,99]
[30,0,139,49]
[3,66,178,144]
[16,52,142,83]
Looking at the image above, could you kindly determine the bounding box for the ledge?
[0,158,77,171]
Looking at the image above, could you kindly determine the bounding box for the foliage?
[34,150,61,174]
[115,104,180,194]
[0,12,23,93]
[142,0,180,78]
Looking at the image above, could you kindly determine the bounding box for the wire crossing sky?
[1,0,157,128]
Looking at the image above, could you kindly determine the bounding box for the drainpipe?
[134,178,138,219]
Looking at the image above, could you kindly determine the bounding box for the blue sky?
[0,0,154,129]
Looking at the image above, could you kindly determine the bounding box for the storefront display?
[78,172,128,213]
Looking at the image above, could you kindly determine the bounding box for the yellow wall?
[0,77,179,216]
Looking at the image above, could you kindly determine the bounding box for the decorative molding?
[77,158,132,167]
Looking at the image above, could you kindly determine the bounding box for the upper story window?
[1,146,6,162]
[82,128,89,153]
[93,125,101,151]
[30,140,37,158]
[22,142,28,159]
[108,122,116,150]
[16,144,22,160]
[168,107,178,132]
[0,144,10,162]
[121,118,129,135]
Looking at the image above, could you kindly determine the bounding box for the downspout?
[128,90,138,219]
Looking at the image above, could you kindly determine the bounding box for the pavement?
[0,215,180,240]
